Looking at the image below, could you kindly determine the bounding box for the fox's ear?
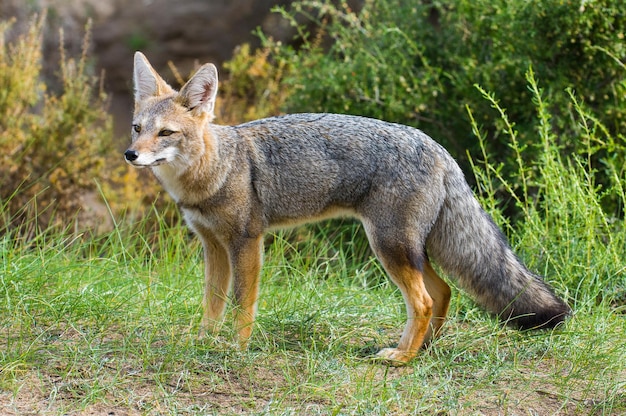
[177,64,219,119]
[133,51,174,102]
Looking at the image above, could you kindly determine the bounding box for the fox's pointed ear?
[133,51,174,102]
[177,64,219,119]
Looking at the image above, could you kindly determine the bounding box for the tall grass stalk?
[468,68,625,312]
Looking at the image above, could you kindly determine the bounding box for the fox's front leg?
[198,232,232,337]
[230,235,264,348]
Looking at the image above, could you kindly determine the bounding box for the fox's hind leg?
[364,225,434,364]
[375,252,433,364]
[422,260,451,345]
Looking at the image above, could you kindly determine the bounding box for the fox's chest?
[152,165,187,202]
[181,207,215,232]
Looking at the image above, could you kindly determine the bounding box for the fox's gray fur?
[125,52,570,364]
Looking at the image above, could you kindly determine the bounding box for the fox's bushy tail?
[426,164,570,329]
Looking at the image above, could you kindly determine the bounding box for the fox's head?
[124,52,218,169]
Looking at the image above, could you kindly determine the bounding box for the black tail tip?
[504,302,572,331]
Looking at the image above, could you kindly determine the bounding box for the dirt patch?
[458,359,625,415]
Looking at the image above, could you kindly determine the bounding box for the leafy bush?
[469,69,625,309]
[242,1,625,310]
[267,0,626,201]
[0,14,115,234]
[218,42,292,123]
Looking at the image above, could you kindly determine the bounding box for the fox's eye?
[159,129,175,137]
[132,124,141,133]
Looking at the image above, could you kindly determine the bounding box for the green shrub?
[0,14,115,234]
[469,68,625,309]
[268,0,625,205]
[250,1,625,309]
[218,42,292,123]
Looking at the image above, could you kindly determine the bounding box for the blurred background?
[0,0,350,135]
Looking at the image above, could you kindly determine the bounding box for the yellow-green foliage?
[0,14,114,233]
[218,42,292,123]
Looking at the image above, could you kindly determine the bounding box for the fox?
[124,52,570,364]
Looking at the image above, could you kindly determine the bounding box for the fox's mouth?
[152,158,167,166]
[126,158,167,168]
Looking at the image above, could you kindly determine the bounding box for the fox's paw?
[374,348,416,366]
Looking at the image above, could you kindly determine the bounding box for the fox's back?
[230,113,452,226]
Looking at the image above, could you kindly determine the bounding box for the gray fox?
[125,52,570,364]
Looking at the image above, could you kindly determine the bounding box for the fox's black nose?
[124,149,139,162]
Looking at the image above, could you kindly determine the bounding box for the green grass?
[1,74,625,415]
[1,216,624,415]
